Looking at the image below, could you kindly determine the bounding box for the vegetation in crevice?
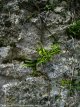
[61,77,80,95]
[60,69,80,96]
[66,20,80,39]
[23,43,61,76]
[36,43,61,64]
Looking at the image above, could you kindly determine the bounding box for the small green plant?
[61,79,72,87]
[37,44,61,64]
[24,59,37,71]
[61,78,80,95]
[24,43,61,72]
[67,20,80,39]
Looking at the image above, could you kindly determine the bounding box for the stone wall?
[0,0,80,107]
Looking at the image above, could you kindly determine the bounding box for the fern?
[23,43,61,71]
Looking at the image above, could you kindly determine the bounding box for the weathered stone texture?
[0,0,80,107]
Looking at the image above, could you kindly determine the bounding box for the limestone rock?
[0,63,32,79]
[0,46,10,63]
[0,0,80,106]
[2,77,50,106]
[54,6,64,13]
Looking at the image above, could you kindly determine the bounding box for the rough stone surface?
[0,0,80,107]
[0,63,32,79]
[0,46,10,63]
[2,77,50,106]
[54,6,64,13]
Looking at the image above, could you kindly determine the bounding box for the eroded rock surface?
[0,0,80,107]
[2,77,50,106]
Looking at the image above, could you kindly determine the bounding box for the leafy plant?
[61,78,80,95]
[23,43,61,71]
[23,59,37,71]
[37,44,61,64]
[66,20,80,39]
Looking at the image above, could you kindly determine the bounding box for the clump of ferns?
[23,43,61,76]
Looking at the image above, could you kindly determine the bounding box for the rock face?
[0,0,80,107]
[2,77,50,106]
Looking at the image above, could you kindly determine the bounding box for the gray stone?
[0,46,10,63]
[0,47,10,58]
[0,63,32,79]
[0,0,80,106]
[54,7,64,13]
[17,23,40,50]
[2,77,50,106]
